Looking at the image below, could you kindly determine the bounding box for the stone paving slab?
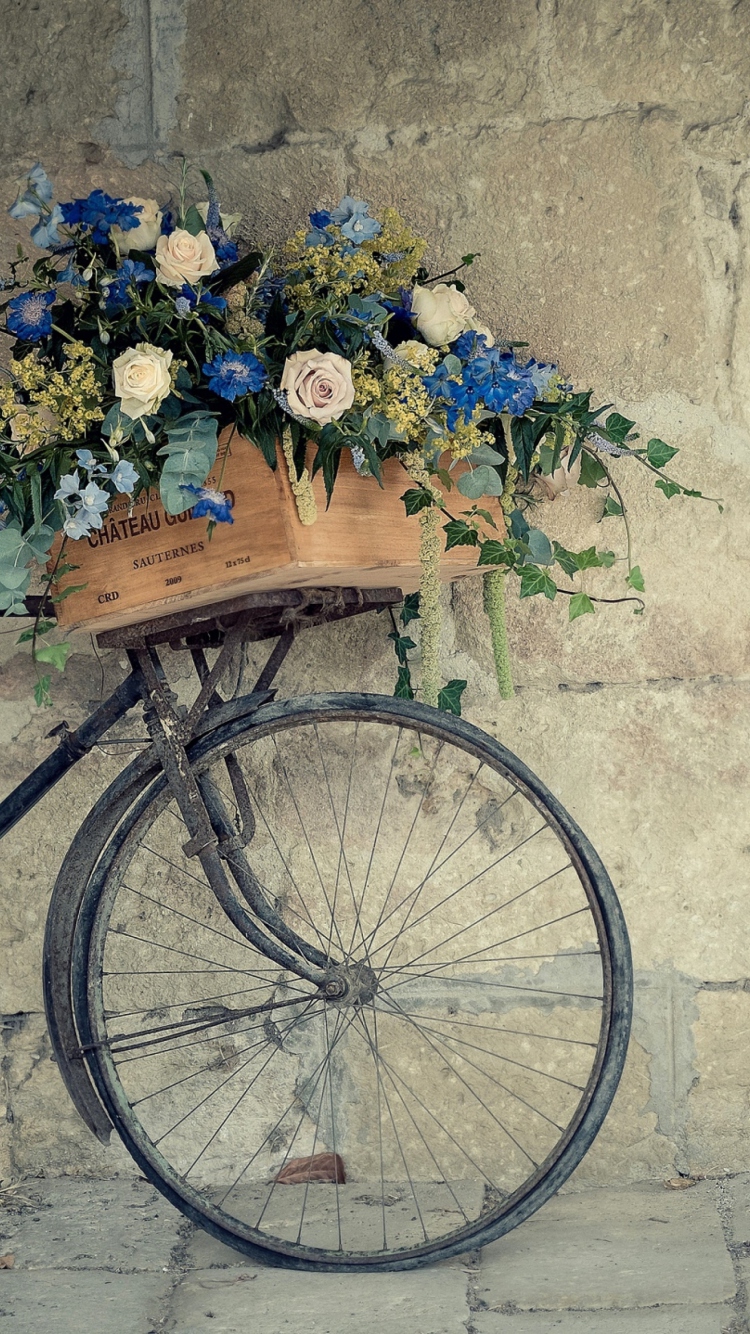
[473,1308,729,1333]
[168,1265,471,1333]
[0,1270,172,1334]
[724,1174,750,1243]
[476,1184,735,1312]
[0,1178,182,1271]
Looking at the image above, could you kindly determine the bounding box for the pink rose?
[280,350,355,424]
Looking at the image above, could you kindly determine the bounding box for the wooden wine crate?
[50,432,494,632]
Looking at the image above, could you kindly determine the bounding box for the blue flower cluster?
[60,191,142,246]
[8,164,65,247]
[174,284,227,321]
[203,350,266,402]
[54,450,139,540]
[182,484,233,524]
[423,336,557,424]
[306,196,381,249]
[102,259,154,313]
[6,289,56,342]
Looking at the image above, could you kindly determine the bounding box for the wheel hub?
[320,961,379,1008]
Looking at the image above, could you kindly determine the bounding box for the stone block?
[0,1177,182,1271]
[687,992,750,1175]
[475,1182,734,1311]
[474,1308,728,1333]
[0,1269,171,1334]
[169,1264,470,1334]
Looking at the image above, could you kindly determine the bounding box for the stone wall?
[0,0,748,1187]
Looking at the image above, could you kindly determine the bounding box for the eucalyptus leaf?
[457,465,503,499]
[468,443,505,466]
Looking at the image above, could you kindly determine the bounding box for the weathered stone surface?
[548,0,750,121]
[474,1308,728,1333]
[169,1264,470,1334]
[686,992,750,1175]
[0,1178,182,1270]
[476,1183,735,1311]
[0,1269,172,1334]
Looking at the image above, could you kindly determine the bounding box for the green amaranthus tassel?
[483,568,514,699]
[418,505,442,708]
[282,424,318,525]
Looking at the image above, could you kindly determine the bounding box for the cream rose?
[113,343,173,420]
[110,197,163,253]
[411,282,495,347]
[280,350,355,425]
[155,228,217,288]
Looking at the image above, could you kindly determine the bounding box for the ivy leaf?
[34,674,52,708]
[626,565,645,591]
[647,438,679,469]
[553,543,580,579]
[400,592,421,625]
[17,620,56,642]
[655,478,681,499]
[394,665,415,699]
[388,632,417,665]
[599,549,616,567]
[604,412,636,444]
[575,546,603,571]
[569,592,595,621]
[477,539,512,567]
[457,465,503,499]
[461,253,477,265]
[602,496,623,517]
[443,519,478,550]
[51,583,88,604]
[401,487,434,515]
[34,641,70,672]
[519,565,557,600]
[437,679,467,715]
[578,452,608,488]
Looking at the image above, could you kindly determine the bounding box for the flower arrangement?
[0,162,718,707]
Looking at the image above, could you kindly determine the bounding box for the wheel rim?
[79,697,630,1267]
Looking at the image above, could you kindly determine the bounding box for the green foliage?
[157,412,219,515]
[519,565,557,600]
[578,451,608,488]
[568,592,595,621]
[401,487,434,515]
[443,519,478,549]
[456,465,503,499]
[602,496,623,517]
[437,679,467,715]
[400,592,421,625]
[626,564,645,591]
[34,641,70,671]
[646,438,679,468]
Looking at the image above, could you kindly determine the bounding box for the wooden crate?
[51,432,494,632]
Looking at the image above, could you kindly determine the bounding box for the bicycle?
[0,586,632,1272]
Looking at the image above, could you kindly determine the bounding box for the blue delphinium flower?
[102,259,154,312]
[54,471,82,503]
[109,459,139,493]
[54,470,110,538]
[75,449,107,476]
[452,330,491,360]
[200,289,227,313]
[310,209,333,230]
[465,349,540,416]
[203,350,266,402]
[60,191,141,245]
[29,203,65,249]
[330,196,381,244]
[214,237,238,266]
[174,294,192,319]
[6,289,56,341]
[305,224,336,248]
[57,257,85,287]
[182,484,233,524]
[77,479,110,527]
[174,284,226,320]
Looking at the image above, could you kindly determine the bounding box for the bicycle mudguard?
[42,689,273,1142]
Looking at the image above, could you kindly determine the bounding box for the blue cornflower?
[29,203,65,249]
[60,190,141,245]
[330,196,381,244]
[203,350,266,402]
[183,484,233,524]
[466,349,540,416]
[7,289,55,342]
[102,258,154,312]
[109,459,139,493]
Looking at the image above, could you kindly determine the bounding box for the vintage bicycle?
[0,586,632,1271]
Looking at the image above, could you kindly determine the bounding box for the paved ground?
[0,1176,748,1333]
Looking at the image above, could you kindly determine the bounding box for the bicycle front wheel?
[71,693,632,1270]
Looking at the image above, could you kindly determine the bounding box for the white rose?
[113,343,173,420]
[411,282,495,347]
[280,350,355,425]
[155,228,217,288]
[111,197,163,253]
